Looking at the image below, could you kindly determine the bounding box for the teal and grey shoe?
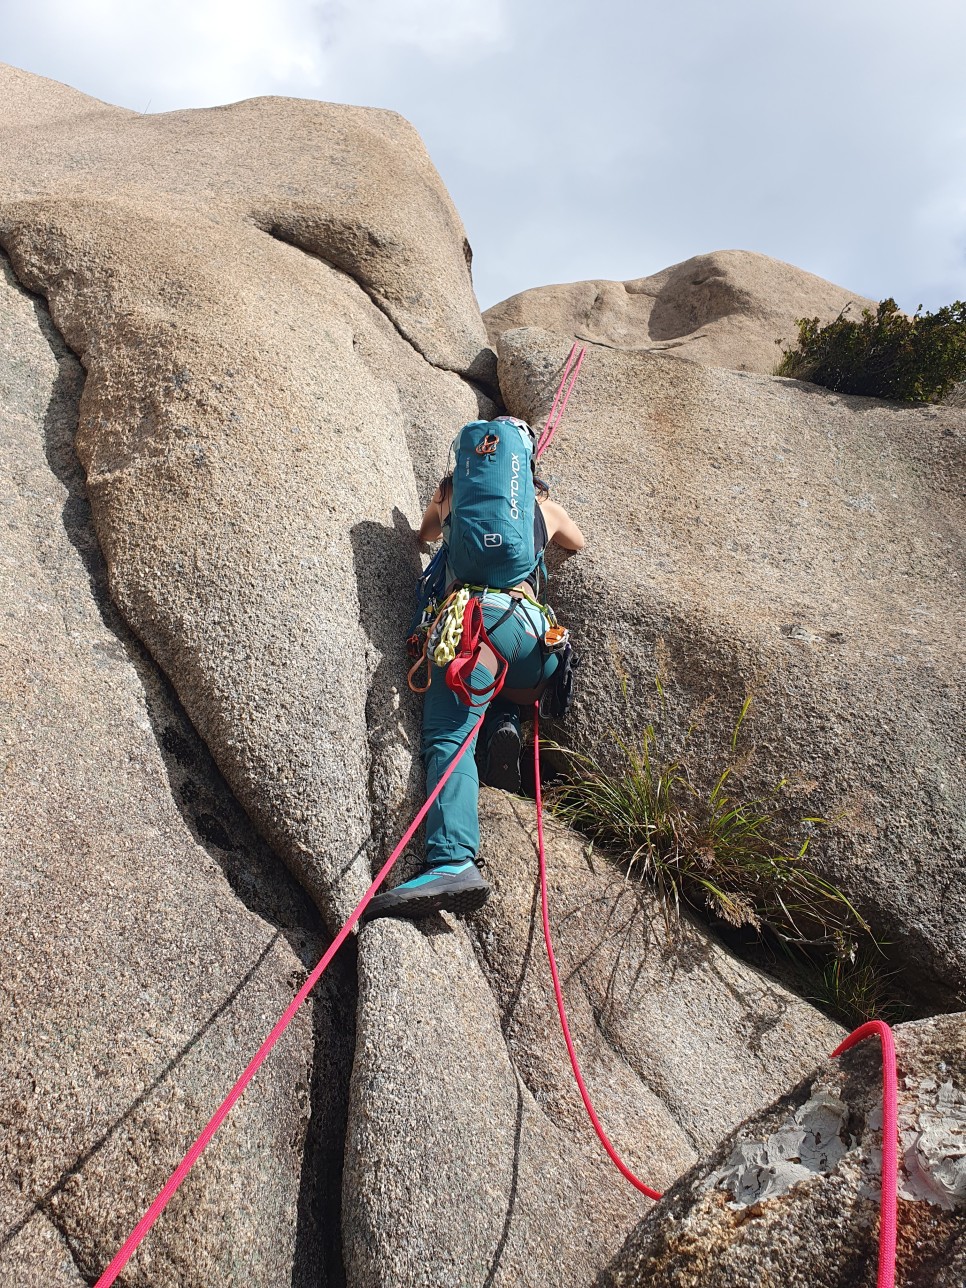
[361,859,491,922]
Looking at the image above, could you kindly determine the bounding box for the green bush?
[775,297,966,403]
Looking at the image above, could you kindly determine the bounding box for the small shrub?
[775,297,966,403]
[547,697,869,958]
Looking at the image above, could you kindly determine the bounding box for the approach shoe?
[481,714,522,794]
[360,859,491,922]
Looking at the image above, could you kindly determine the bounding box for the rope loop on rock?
[831,1019,899,1288]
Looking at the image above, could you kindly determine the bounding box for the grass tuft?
[547,697,869,961]
[805,949,910,1030]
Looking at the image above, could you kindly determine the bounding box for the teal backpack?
[444,418,546,591]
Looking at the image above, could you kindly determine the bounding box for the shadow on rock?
[350,511,427,880]
[481,1075,525,1288]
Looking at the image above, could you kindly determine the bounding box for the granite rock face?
[484,250,877,375]
[496,325,966,1007]
[2,61,964,1288]
[0,61,492,930]
[0,255,352,1285]
[598,1012,966,1287]
[343,790,843,1287]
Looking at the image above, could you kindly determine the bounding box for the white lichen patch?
[707,1093,852,1208]
[898,1075,966,1210]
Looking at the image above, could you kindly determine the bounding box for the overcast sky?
[3,0,965,314]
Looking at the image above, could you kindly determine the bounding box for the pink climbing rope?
[536,343,586,460]
[532,709,903,1283]
[831,1020,899,1288]
[531,707,662,1200]
[536,341,579,455]
[93,708,489,1288]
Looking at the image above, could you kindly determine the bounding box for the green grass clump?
[775,298,966,403]
[547,697,868,957]
[806,950,909,1031]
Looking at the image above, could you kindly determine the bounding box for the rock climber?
[363,415,585,922]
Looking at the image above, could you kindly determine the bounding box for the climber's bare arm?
[419,488,583,549]
[418,486,447,543]
[540,499,586,551]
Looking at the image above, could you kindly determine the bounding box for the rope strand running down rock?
[536,342,586,460]
[532,706,663,1201]
[831,1020,899,1288]
[92,708,488,1288]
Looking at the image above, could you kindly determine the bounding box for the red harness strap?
[445,596,509,707]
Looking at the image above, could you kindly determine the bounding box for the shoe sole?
[360,880,491,924]
[484,726,522,793]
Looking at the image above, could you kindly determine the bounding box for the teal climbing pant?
[421,593,559,868]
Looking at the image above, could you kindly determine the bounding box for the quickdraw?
[407,589,460,694]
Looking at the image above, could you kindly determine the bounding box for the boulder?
[484,250,877,375]
[0,254,351,1285]
[598,1012,966,1287]
[0,61,494,930]
[0,62,491,379]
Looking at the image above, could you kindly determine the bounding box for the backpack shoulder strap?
[533,502,548,555]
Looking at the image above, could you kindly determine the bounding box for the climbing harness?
[407,589,512,704]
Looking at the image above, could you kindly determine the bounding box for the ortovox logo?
[509,452,521,520]
[484,533,502,547]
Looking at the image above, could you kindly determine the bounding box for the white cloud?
[2,0,965,310]
[325,0,507,60]
[0,0,506,111]
[2,0,329,109]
